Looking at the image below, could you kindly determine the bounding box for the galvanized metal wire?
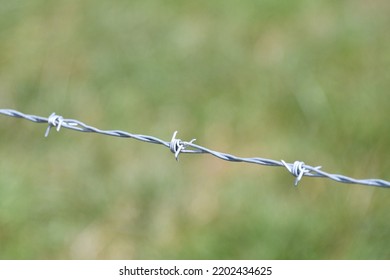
[1,108,389,188]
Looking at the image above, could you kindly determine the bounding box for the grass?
[0,0,389,259]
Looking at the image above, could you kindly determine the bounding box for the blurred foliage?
[0,0,389,259]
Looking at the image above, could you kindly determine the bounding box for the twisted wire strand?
[1,108,389,188]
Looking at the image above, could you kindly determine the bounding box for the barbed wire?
[1,108,389,188]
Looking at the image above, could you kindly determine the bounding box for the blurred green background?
[0,0,389,259]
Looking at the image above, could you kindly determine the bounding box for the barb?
[1,108,389,188]
[281,160,322,187]
[169,131,196,161]
[45,112,78,137]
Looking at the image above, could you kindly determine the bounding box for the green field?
[1,0,389,259]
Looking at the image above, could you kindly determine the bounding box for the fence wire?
[1,108,389,188]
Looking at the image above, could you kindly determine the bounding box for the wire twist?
[1,108,389,188]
